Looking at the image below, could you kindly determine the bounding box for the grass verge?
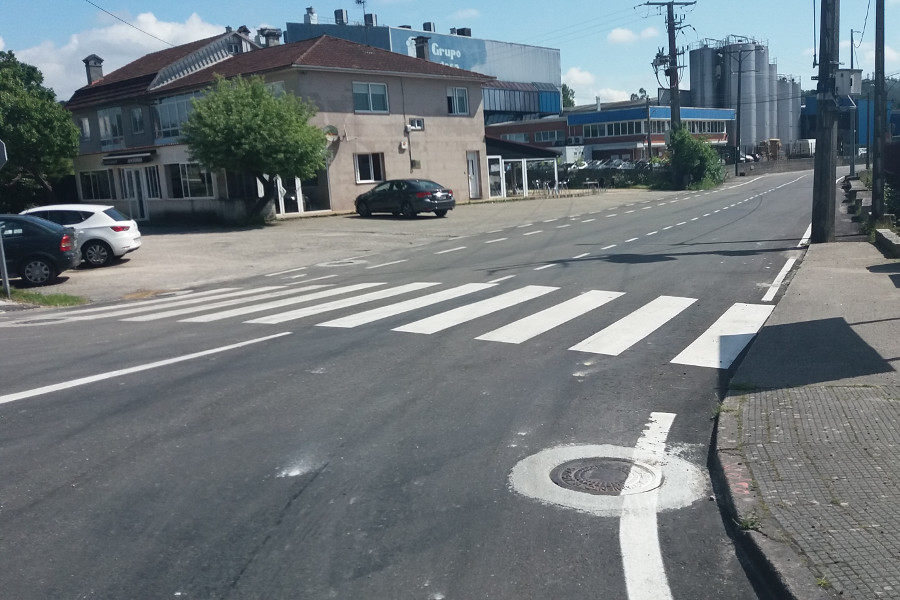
[6,288,88,307]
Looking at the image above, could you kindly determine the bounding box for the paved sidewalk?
[718,240,900,599]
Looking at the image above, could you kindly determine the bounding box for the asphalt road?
[0,173,814,599]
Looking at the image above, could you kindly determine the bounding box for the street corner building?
[65,27,495,224]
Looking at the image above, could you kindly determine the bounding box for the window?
[80,170,116,200]
[355,153,385,183]
[130,108,144,134]
[97,108,124,149]
[353,82,388,113]
[78,117,91,141]
[266,81,285,97]
[144,165,161,198]
[500,133,529,143]
[583,124,604,138]
[165,163,214,198]
[408,117,425,131]
[154,91,203,139]
[534,130,565,143]
[447,87,469,115]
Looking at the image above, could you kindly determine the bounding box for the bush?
[668,126,724,189]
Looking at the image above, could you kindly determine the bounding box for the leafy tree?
[0,51,79,211]
[630,87,648,101]
[181,75,327,217]
[561,83,575,108]
[667,125,724,189]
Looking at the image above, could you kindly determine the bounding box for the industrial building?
[689,36,803,157]
[284,7,562,124]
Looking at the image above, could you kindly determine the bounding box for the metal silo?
[777,76,792,143]
[754,44,770,146]
[724,42,757,154]
[690,46,718,108]
[768,62,778,144]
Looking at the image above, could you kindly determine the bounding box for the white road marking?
[625,237,639,243]
[572,252,590,259]
[266,266,307,276]
[582,218,596,223]
[179,283,387,323]
[517,223,533,228]
[534,264,555,270]
[0,333,292,405]
[11,288,240,320]
[625,210,636,214]
[488,275,516,283]
[601,244,617,250]
[476,290,623,344]
[621,412,676,600]
[606,214,618,218]
[245,282,440,325]
[291,274,337,284]
[435,247,466,254]
[798,223,812,246]
[671,303,775,369]
[485,238,508,244]
[122,285,332,322]
[676,222,686,226]
[663,226,673,230]
[762,258,796,302]
[318,283,496,328]
[366,259,408,269]
[646,231,658,236]
[524,230,543,236]
[570,296,696,356]
[557,224,572,229]
[393,285,557,334]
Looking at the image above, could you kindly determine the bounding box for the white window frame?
[79,117,91,140]
[130,107,144,135]
[447,86,469,115]
[79,169,116,201]
[97,107,124,149]
[354,153,385,183]
[353,82,389,113]
[153,91,203,140]
[408,117,425,131]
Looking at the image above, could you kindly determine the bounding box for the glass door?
[119,168,147,220]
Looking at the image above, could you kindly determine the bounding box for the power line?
[81,0,175,47]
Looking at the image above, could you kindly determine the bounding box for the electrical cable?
[81,0,174,47]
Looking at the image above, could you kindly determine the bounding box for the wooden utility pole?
[811,0,839,243]
[872,0,886,217]
[645,1,695,131]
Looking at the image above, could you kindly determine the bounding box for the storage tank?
[776,76,793,143]
[768,62,778,143]
[724,42,757,153]
[754,45,770,145]
[690,46,718,108]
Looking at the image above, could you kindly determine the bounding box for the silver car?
[21,204,141,267]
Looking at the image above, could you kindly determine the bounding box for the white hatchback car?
[21,204,142,267]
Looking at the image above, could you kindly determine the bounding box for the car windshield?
[103,208,130,221]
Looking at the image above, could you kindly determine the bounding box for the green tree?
[630,87,648,101]
[667,126,724,189]
[561,83,575,108]
[0,51,79,211]
[181,75,327,217]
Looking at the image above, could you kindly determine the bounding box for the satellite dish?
[323,125,339,144]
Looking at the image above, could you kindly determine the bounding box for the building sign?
[390,30,487,72]
[101,151,155,166]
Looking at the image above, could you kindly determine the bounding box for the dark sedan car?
[355,179,455,218]
[0,214,79,286]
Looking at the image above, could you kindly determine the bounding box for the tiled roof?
[66,35,494,110]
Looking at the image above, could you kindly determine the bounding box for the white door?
[466,151,482,199]
[120,168,148,221]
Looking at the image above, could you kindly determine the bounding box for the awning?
[101,150,157,165]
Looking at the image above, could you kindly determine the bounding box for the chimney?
[256,27,283,47]
[83,54,104,85]
[334,9,348,25]
[596,96,602,111]
[414,36,430,60]
[225,25,233,33]
[304,7,318,25]
[450,28,457,35]
[237,25,251,36]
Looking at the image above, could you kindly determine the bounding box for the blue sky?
[2,0,897,104]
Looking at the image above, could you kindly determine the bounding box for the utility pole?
[646,96,653,163]
[850,29,859,177]
[645,1,695,131]
[811,0,839,243]
[872,0,886,217]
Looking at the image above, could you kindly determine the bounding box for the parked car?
[0,214,79,286]
[355,179,455,218]
[21,204,141,267]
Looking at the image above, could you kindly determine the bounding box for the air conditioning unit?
[566,136,583,145]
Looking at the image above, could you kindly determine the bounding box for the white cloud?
[608,28,638,44]
[14,13,225,101]
[640,27,659,40]
[563,67,629,105]
[0,36,5,51]
[450,9,480,20]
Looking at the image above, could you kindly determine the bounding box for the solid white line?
[621,412,676,600]
[245,282,439,325]
[476,290,623,344]
[123,285,332,322]
[318,283,496,328]
[179,283,386,323]
[266,266,307,277]
[798,223,812,247]
[435,247,466,254]
[570,296,696,356]
[488,275,516,283]
[671,303,775,369]
[393,285,557,334]
[366,260,408,269]
[485,238,508,244]
[0,333,292,405]
[572,252,590,259]
[534,264,555,270]
[762,258,796,302]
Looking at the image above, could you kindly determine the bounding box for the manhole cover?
[549,457,662,496]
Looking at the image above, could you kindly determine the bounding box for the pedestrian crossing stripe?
[14,283,776,370]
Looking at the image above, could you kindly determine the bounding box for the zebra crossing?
[12,281,775,370]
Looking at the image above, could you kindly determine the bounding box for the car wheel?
[20,257,57,286]
[82,240,113,267]
[356,200,372,218]
[401,201,416,219]
[434,209,448,218]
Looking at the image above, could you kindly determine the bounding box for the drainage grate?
[549,457,662,496]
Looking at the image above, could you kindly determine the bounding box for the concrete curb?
[713,392,835,600]
[874,228,900,258]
